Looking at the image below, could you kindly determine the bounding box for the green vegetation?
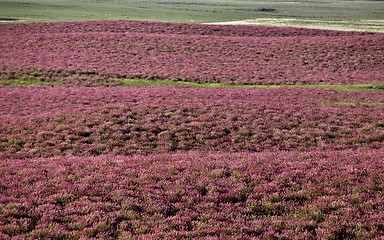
[121,78,283,88]
[303,83,384,92]
[92,81,384,92]
[331,101,383,105]
[2,76,384,93]
[0,0,383,31]
[0,77,58,86]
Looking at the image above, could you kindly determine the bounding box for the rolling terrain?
[0,7,383,239]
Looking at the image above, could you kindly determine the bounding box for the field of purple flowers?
[1,87,383,159]
[1,20,383,85]
[1,86,383,238]
[1,150,384,239]
[1,20,384,239]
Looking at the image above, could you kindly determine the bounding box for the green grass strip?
[1,77,383,93]
[301,84,384,92]
[0,78,59,86]
[121,79,384,92]
[330,101,383,105]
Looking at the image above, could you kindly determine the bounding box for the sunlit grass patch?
[207,18,384,33]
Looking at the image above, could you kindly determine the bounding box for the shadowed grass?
[0,77,58,86]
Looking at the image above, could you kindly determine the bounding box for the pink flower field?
[1,150,383,239]
[1,86,383,238]
[1,87,383,158]
[1,20,383,85]
[0,20,383,239]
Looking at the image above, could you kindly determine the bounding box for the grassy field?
[2,75,384,93]
[0,0,383,32]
